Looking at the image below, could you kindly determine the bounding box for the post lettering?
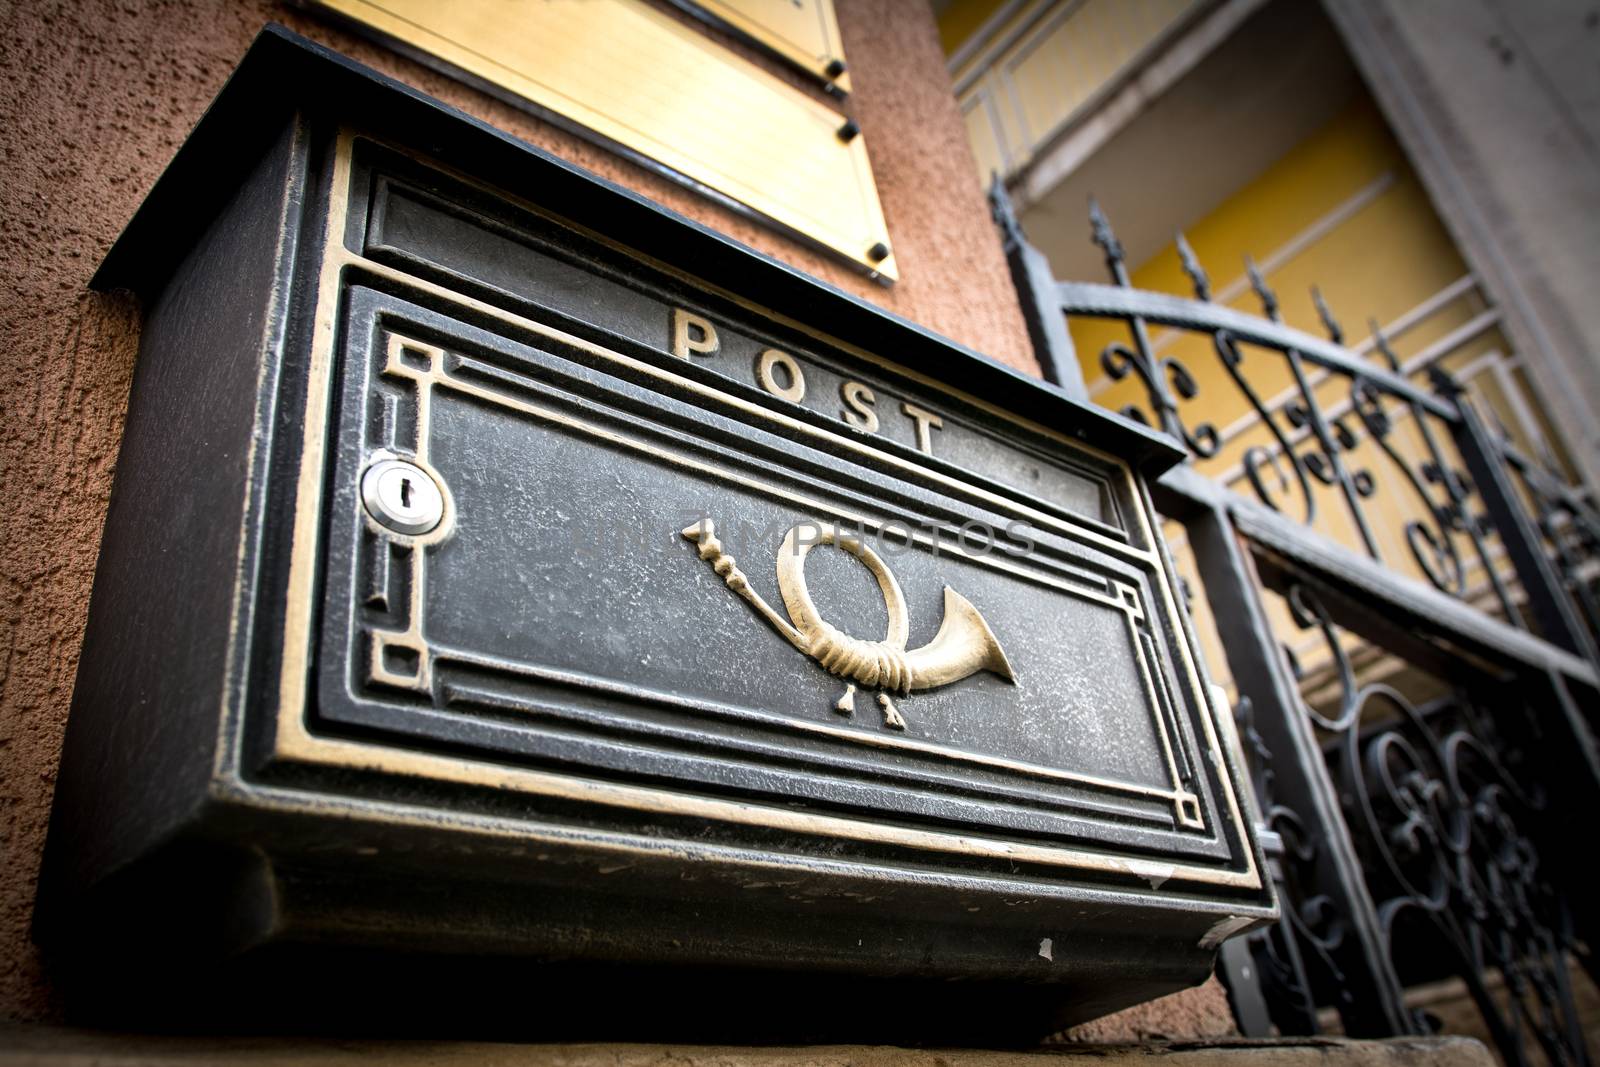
[671,308,719,359]
[756,349,806,403]
[839,380,879,432]
[901,401,944,456]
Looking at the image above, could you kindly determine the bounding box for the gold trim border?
[263,130,1262,893]
[363,328,1191,810]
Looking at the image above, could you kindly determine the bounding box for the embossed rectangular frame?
[39,27,1275,1039]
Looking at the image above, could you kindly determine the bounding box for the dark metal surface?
[998,184,1600,1064]
[39,28,1270,1043]
[319,284,1207,850]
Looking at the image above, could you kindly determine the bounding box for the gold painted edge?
[355,295,1201,814]
[261,129,1262,893]
[373,332,1186,803]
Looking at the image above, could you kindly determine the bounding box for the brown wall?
[0,0,1230,1040]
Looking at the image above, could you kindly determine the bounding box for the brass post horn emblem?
[682,518,1016,729]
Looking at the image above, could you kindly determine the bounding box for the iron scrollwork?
[1090,200,1221,459]
[1505,441,1600,639]
[1055,197,1566,631]
[1278,584,1590,1067]
[990,182,1598,1062]
[1213,327,1317,525]
[1229,695,1353,1034]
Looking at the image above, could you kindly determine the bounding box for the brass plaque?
[309,0,897,279]
[682,0,852,92]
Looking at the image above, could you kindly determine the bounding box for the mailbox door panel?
[295,281,1253,882]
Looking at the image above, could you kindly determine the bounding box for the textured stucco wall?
[0,0,1229,1041]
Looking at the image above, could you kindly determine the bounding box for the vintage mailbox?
[39,28,1272,1040]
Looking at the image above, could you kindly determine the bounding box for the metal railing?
[993,183,1600,1066]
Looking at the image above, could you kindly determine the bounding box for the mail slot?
[38,28,1273,1041]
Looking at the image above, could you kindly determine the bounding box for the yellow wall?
[938,0,1008,55]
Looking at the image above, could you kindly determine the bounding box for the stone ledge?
[0,1030,1494,1066]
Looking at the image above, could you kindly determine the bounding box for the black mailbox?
[39,28,1273,1041]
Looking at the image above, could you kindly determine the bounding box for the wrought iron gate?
[992,184,1600,1066]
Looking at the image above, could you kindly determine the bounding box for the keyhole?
[362,459,443,536]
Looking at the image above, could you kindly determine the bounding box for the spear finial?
[1089,196,1126,284]
[1245,257,1279,321]
[1367,317,1402,372]
[1176,231,1211,302]
[1313,286,1343,344]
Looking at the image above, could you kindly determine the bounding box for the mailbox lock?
[361,458,444,536]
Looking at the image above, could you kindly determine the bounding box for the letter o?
[756,349,806,403]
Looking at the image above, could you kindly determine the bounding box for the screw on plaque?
[362,458,444,536]
[867,242,890,263]
[825,58,847,79]
[837,119,861,143]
